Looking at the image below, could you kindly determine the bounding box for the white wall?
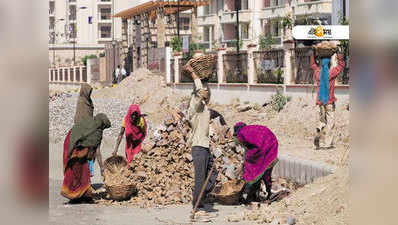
[172,83,349,105]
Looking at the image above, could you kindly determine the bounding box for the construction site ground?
[49,69,348,225]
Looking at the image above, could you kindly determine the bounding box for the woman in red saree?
[61,113,111,202]
[113,104,147,165]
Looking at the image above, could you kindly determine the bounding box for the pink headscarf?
[124,104,147,163]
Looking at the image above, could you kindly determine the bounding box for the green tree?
[171,37,182,52]
[259,34,275,50]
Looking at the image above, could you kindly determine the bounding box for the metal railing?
[253,49,284,84]
[294,47,314,84]
[223,53,248,83]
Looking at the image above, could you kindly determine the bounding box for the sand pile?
[93,68,187,126]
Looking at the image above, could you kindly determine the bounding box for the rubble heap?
[99,110,245,207]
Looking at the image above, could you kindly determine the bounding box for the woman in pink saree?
[113,104,147,165]
[233,122,279,203]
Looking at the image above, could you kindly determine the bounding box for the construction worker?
[311,45,345,150]
[184,65,218,213]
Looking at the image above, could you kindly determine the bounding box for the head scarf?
[319,58,331,105]
[233,122,247,137]
[124,104,146,141]
[74,84,94,124]
[68,113,111,157]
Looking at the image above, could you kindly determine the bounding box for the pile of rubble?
[98,109,246,207]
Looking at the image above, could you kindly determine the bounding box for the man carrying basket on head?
[177,53,218,214]
[310,41,345,150]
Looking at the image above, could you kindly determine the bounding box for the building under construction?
[114,0,209,71]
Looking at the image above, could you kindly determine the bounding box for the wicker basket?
[184,54,217,79]
[315,47,337,58]
[213,192,241,205]
[104,156,127,173]
[212,180,244,205]
[105,184,137,201]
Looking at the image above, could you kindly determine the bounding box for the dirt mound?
[93,68,188,126]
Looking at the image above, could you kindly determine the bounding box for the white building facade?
[197,0,334,51]
[49,0,135,66]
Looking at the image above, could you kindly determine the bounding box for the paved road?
[49,140,252,225]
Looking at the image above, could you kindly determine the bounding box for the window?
[272,0,284,7]
[49,17,55,30]
[241,23,249,39]
[265,0,284,7]
[264,0,271,8]
[99,26,111,38]
[178,17,190,30]
[100,7,111,20]
[241,0,249,10]
[49,2,55,15]
[69,24,76,39]
[69,5,76,20]
[204,27,210,42]
[271,21,280,37]
[204,5,210,15]
[217,0,224,12]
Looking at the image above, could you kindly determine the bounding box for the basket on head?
[104,156,128,173]
[105,183,137,201]
[184,54,217,79]
[315,47,337,58]
[313,41,338,58]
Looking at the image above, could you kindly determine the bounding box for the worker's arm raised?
[113,127,125,156]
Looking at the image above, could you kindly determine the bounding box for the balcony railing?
[97,0,112,4]
[99,14,112,21]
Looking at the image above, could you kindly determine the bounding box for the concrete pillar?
[157,9,166,48]
[165,47,172,83]
[68,68,72,83]
[87,63,92,84]
[283,41,295,86]
[174,52,182,83]
[247,44,257,84]
[209,26,213,51]
[48,69,51,82]
[121,18,128,66]
[79,67,83,83]
[217,48,226,83]
[191,7,199,43]
[73,67,77,83]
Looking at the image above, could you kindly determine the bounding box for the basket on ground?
[103,156,136,201]
[104,155,127,173]
[184,54,217,79]
[105,184,137,201]
[212,180,244,205]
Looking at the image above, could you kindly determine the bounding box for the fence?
[338,44,350,85]
[294,47,314,84]
[253,49,285,84]
[178,52,218,83]
[48,66,87,83]
[179,57,191,83]
[148,47,166,73]
[223,52,248,83]
[167,45,350,87]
